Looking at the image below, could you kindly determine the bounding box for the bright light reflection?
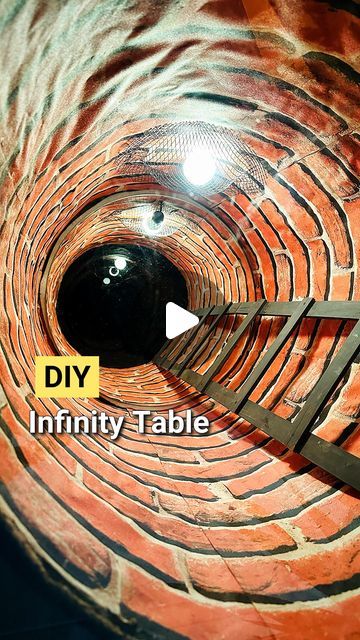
[143,216,162,236]
[114,256,127,270]
[183,147,216,186]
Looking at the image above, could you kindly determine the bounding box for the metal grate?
[117,121,266,197]
[113,201,198,237]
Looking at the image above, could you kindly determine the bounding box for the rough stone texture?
[0,1,359,638]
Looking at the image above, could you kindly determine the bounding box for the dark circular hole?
[56,244,188,368]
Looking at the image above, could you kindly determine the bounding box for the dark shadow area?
[56,244,188,368]
[0,519,118,640]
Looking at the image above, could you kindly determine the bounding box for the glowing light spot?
[114,256,127,270]
[143,216,163,236]
[183,147,216,186]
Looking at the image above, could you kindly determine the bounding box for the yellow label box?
[35,356,99,398]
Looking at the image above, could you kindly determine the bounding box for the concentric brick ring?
[0,1,359,638]
[40,189,250,408]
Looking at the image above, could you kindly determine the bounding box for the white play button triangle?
[166,302,199,339]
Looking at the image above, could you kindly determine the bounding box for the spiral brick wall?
[0,1,359,638]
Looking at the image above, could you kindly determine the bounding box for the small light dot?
[103,277,110,285]
[115,256,127,270]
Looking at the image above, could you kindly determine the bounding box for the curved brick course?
[0,1,359,638]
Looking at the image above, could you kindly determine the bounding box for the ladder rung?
[196,299,266,392]
[175,303,232,375]
[230,297,314,413]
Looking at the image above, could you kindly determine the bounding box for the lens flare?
[182,147,216,186]
[114,256,127,270]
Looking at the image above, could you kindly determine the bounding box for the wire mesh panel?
[113,200,198,237]
[117,121,266,197]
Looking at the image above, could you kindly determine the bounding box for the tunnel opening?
[56,244,188,368]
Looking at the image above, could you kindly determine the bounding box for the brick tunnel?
[0,1,360,638]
